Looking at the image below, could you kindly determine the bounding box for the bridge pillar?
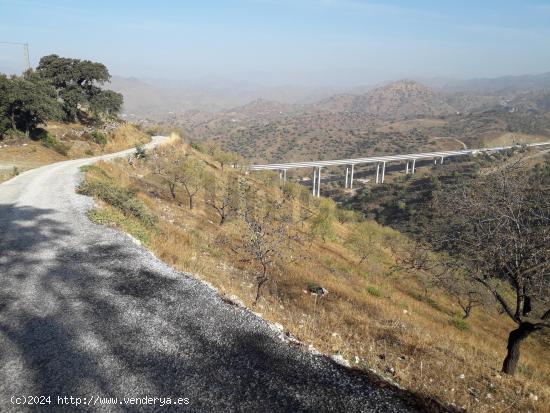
[283,169,287,185]
[350,164,354,189]
[381,162,386,183]
[312,168,317,196]
[406,161,409,174]
[440,156,444,164]
[412,159,416,174]
[376,163,380,184]
[317,167,322,197]
[345,167,349,189]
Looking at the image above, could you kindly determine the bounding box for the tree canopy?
[0,54,123,139]
[0,72,61,137]
[36,54,123,122]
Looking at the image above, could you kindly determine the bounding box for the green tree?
[309,198,336,242]
[90,90,123,117]
[5,74,60,137]
[345,221,377,264]
[0,75,12,137]
[37,54,122,121]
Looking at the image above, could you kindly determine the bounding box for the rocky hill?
[315,80,456,119]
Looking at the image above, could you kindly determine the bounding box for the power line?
[0,41,30,71]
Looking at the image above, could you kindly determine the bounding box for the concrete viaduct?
[249,142,550,197]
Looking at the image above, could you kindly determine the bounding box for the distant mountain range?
[166,77,550,163]
[109,71,550,121]
[219,78,550,120]
[432,72,550,93]
[107,72,550,163]
[107,77,338,118]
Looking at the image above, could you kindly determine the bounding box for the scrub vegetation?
[82,136,550,413]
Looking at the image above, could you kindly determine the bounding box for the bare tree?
[203,173,240,224]
[437,258,489,319]
[177,156,206,210]
[298,187,315,228]
[150,147,184,201]
[432,162,550,375]
[238,183,292,305]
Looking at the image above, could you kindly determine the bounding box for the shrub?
[450,316,469,331]
[135,145,147,159]
[80,164,110,178]
[90,131,107,147]
[367,286,382,297]
[41,134,70,156]
[78,180,156,227]
[190,141,206,153]
[87,208,150,244]
[29,127,49,140]
[336,208,359,223]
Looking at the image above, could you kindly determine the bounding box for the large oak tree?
[36,54,122,121]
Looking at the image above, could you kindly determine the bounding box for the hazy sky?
[1,0,550,86]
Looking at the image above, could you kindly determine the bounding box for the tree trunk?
[168,182,176,200]
[460,303,472,319]
[219,214,226,225]
[188,195,194,210]
[254,267,268,305]
[502,322,537,375]
[254,279,267,305]
[11,113,16,131]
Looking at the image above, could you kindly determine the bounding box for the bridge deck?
[249,142,550,171]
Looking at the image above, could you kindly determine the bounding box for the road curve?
[0,139,418,412]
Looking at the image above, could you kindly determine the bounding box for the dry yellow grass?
[103,124,149,152]
[83,143,550,413]
[0,123,149,183]
[0,142,65,182]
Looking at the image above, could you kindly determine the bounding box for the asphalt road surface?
[0,138,420,412]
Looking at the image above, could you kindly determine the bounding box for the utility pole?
[0,41,31,71]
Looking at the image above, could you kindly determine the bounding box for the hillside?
[166,78,550,164]
[354,80,456,118]
[0,122,149,183]
[80,137,549,412]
